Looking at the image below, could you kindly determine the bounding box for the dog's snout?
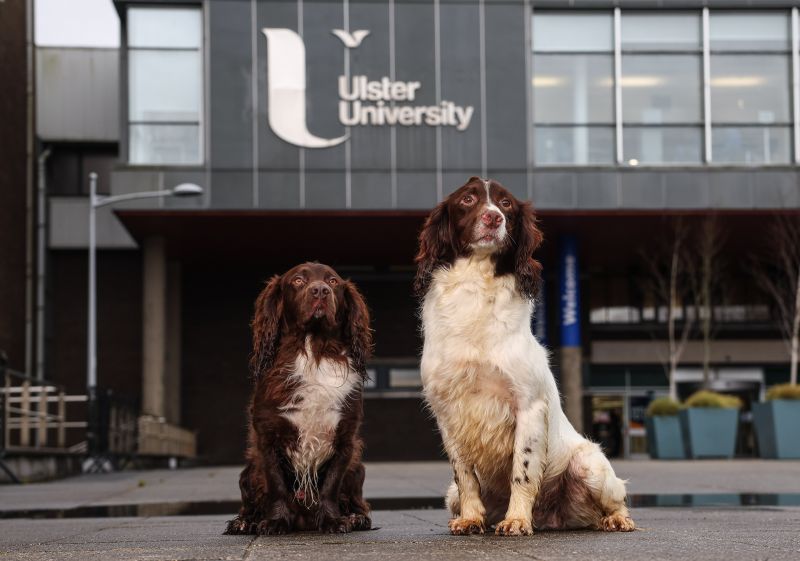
[481,210,503,229]
[309,281,331,299]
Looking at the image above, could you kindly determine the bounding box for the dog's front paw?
[257,517,292,535]
[495,518,533,536]
[223,515,251,535]
[448,517,485,535]
[600,513,635,532]
[347,513,372,531]
[319,515,353,534]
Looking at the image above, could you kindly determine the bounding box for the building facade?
[31,0,800,462]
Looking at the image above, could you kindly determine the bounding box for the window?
[621,12,703,164]
[127,7,203,165]
[709,14,792,164]
[532,13,615,165]
[531,9,797,167]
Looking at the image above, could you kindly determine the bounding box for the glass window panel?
[533,54,614,124]
[129,50,202,122]
[710,12,790,51]
[623,126,703,164]
[712,126,791,164]
[622,55,702,123]
[535,126,614,165]
[533,13,613,52]
[129,124,201,165]
[128,7,202,49]
[621,13,701,51]
[710,55,791,124]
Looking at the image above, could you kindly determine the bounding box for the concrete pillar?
[164,262,182,425]
[559,235,584,433]
[142,236,166,418]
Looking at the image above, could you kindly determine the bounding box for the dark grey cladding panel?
[440,2,482,172]
[348,2,392,170]
[351,172,393,209]
[664,172,710,209]
[258,172,301,209]
[442,172,471,198]
[709,171,754,209]
[397,172,439,209]
[753,170,800,208]
[620,172,666,208]
[304,171,347,209]
[394,2,437,170]
[256,1,301,169]
[303,2,347,170]
[209,0,252,170]
[484,2,528,171]
[531,171,577,208]
[488,171,528,201]
[210,172,253,209]
[575,171,619,208]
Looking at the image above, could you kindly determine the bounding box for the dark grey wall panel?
[620,172,666,208]
[440,2,482,172]
[531,171,576,208]
[576,172,619,209]
[490,171,528,201]
[303,1,348,170]
[210,172,253,209]
[257,0,303,169]
[209,0,252,170]
[753,171,800,208]
[484,2,528,171]
[258,171,301,209]
[305,172,347,209]
[664,172,710,209]
[348,2,393,171]
[397,172,438,209]
[351,172,393,209]
[394,2,436,170]
[709,171,754,209]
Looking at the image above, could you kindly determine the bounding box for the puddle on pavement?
[1,494,798,519]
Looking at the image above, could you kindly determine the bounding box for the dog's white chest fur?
[420,256,551,477]
[280,343,358,499]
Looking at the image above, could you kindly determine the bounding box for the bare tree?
[642,218,694,401]
[752,216,800,386]
[687,216,727,389]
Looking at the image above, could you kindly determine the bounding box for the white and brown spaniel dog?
[225,262,372,535]
[415,177,634,536]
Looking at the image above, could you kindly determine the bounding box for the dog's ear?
[414,200,454,297]
[512,201,544,299]
[250,275,283,380]
[342,280,372,376]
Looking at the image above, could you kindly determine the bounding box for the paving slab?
[1,508,800,561]
[2,460,799,512]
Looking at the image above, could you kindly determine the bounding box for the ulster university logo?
[262,28,475,149]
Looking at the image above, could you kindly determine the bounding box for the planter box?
[645,416,686,459]
[679,408,738,459]
[752,400,800,459]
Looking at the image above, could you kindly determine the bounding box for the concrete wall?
[36,48,119,142]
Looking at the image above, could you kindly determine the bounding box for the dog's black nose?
[309,282,331,299]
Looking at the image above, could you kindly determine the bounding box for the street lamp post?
[86,173,202,443]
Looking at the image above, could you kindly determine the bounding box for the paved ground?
[2,460,799,511]
[2,461,800,560]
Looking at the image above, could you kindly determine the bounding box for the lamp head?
[171,183,204,197]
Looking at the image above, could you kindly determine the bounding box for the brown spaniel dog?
[224,263,372,535]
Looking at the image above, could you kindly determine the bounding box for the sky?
[35,0,120,47]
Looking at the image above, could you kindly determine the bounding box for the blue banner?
[559,235,581,347]
[532,279,547,346]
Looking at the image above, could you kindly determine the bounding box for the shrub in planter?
[753,383,800,459]
[680,391,741,459]
[645,397,685,459]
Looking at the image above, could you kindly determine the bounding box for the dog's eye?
[292,277,305,287]
[461,195,475,206]
[500,199,512,208]
[328,278,338,286]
